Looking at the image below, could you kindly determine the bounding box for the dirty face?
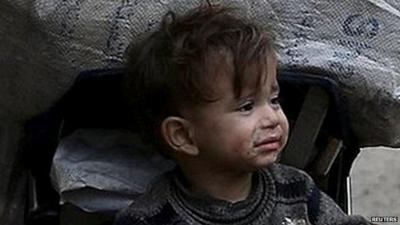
[183,53,289,172]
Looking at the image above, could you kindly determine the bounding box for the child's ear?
[161,116,198,156]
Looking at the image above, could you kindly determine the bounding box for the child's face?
[183,55,289,172]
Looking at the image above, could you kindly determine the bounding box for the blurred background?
[351,147,400,224]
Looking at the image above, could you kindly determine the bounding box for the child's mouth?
[254,137,282,152]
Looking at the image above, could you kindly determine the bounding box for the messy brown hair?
[123,3,276,151]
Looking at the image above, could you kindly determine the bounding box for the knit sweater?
[114,163,371,225]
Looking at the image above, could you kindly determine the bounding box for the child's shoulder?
[264,163,316,201]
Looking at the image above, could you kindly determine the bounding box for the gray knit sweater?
[114,163,371,225]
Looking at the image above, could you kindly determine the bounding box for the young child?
[115,4,371,225]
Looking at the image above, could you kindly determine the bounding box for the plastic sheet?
[50,129,175,212]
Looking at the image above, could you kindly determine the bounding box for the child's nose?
[259,104,279,129]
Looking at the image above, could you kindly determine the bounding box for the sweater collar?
[168,167,276,225]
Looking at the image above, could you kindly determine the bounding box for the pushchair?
[24,67,361,225]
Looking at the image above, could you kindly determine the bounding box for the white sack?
[1,0,399,146]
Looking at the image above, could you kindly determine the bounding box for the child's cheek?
[231,133,255,157]
[280,111,290,147]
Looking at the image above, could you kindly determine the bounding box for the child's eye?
[237,101,255,113]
